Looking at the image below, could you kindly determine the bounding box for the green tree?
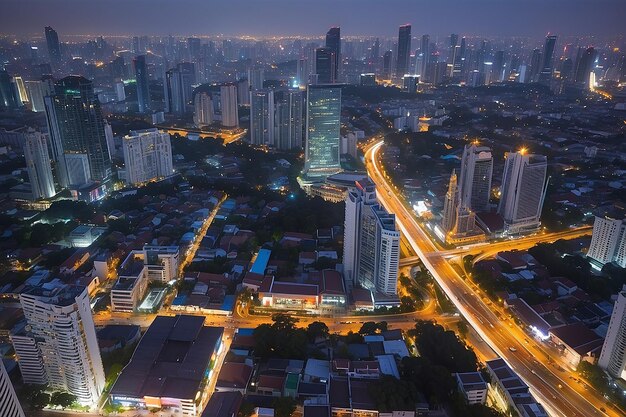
[271,396,296,417]
[238,401,255,417]
[307,321,330,342]
[18,384,50,411]
[50,391,77,409]
[410,320,478,372]
[368,375,419,412]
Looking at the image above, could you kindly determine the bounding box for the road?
[365,140,617,417]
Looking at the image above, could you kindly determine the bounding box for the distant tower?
[220,84,239,128]
[24,129,56,200]
[442,170,458,233]
[383,50,393,80]
[325,27,341,82]
[249,89,275,146]
[45,26,61,65]
[598,285,626,379]
[193,92,214,127]
[458,143,493,212]
[302,84,342,180]
[498,150,548,233]
[274,89,304,150]
[248,67,265,90]
[538,35,558,84]
[395,25,412,78]
[133,55,151,113]
[164,62,196,114]
[315,47,336,83]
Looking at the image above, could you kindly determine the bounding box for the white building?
[587,216,626,269]
[23,129,56,199]
[111,251,148,312]
[274,89,303,150]
[220,84,239,128]
[13,281,105,407]
[598,285,626,380]
[122,128,174,186]
[497,150,548,233]
[249,89,275,146]
[143,245,179,282]
[0,360,25,417]
[455,372,487,405]
[459,143,493,212]
[193,91,214,127]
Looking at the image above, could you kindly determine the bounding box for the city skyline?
[1,0,625,38]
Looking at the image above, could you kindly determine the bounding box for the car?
[509,347,517,352]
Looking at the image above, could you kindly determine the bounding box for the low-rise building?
[455,372,488,404]
[110,252,148,312]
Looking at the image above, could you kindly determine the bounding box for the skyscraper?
[325,27,341,82]
[0,360,25,417]
[395,24,412,78]
[25,80,52,112]
[122,129,174,186]
[250,89,275,146]
[24,129,56,200]
[45,26,61,64]
[248,67,265,90]
[458,143,493,212]
[598,285,626,380]
[498,150,548,233]
[0,70,19,109]
[274,89,303,150]
[315,47,336,84]
[538,34,557,84]
[382,50,393,80]
[12,282,105,406]
[193,91,214,127]
[442,170,458,233]
[44,76,112,188]
[587,216,626,268]
[419,34,430,77]
[574,47,596,87]
[220,84,239,128]
[133,55,151,113]
[164,62,196,114]
[302,84,342,180]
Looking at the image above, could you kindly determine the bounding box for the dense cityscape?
[0,1,625,417]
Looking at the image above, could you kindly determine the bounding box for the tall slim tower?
[13,283,105,406]
[133,55,151,113]
[325,27,341,82]
[442,170,458,233]
[249,89,275,146]
[274,89,303,150]
[315,47,336,84]
[395,25,412,78]
[193,92,214,127]
[0,360,25,417]
[458,143,493,212]
[498,150,548,233]
[587,216,626,268]
[302,84,342,180]
[538,34,558,84]
[598,285,626,380]
[220,84,239,128]
[45,26,61,65]
[164,62,196,114]
[24,129,56,200]
[44,76,112,187]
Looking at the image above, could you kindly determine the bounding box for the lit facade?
[122,128,174,186]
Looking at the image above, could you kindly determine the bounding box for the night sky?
[2,0,626,38]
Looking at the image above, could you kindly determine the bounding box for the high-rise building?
[382,50,393,80]
[133,55,151,113]
[302,84,342,180]
[220,84,239,128]
[24,129,56,200]
[0,360,25,417]
[248,67,265,91]
[193,91,214,127]
[574,47,596,87]
[458,143,493,212]
[164,62,196,114]
[395,25,412,78]
[442,170,458,233]
[25,80,52,112]
[250,89,275,146]
[122,128,174,186]
[12,282,105,406]
[315,47,336,84]
[274,89,303,150]
[538,35,557,84]
[45,26,61,64]
[498,150,548,233]
[419,35,430,76]
[44,76,112,188]
[587,216,626,268]
[343,178,399,295]
[598,285,626,380]
[0,71,19,109]
[402,74,419,92]
[325,27,341,82]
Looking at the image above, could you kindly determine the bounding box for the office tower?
[104,121,115,159]
[24,129,56,200]
[0,360,25,417]
[598,286,626,380]
[360,73,376,86]
[587,216,626,268]
[193,91,214,127]
[382,50,393,79]
[498,150,548,233]
[574,47,596,87]
[458,143,493,212]
[315,47,336,83]
[528,48,542,83]
[250,89,275,146]
[442,170,458,233]
[122,129,174,186]
[187,37,201,61]
[133,55,151,113]
[248,67,265,90]
[237,78,250,106]
[395,25,412,78]
[296,58,308,87]
[220,84,239,128]
[302,84,341,180]
[44,76,112,188]
[491,51,505,83]
[538,35,557,84]
[419,35,430,76]
[325,27,341,82]
[0,71,19,109]
[402,74,419,92]
[25,80,52,112]
[12,77,28,103]
[447,34,459,77]
[164,62,196,114]
[12,282,105,406]
[115,81,126,101]
[274,89,303,150]
[45,26,61,64]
